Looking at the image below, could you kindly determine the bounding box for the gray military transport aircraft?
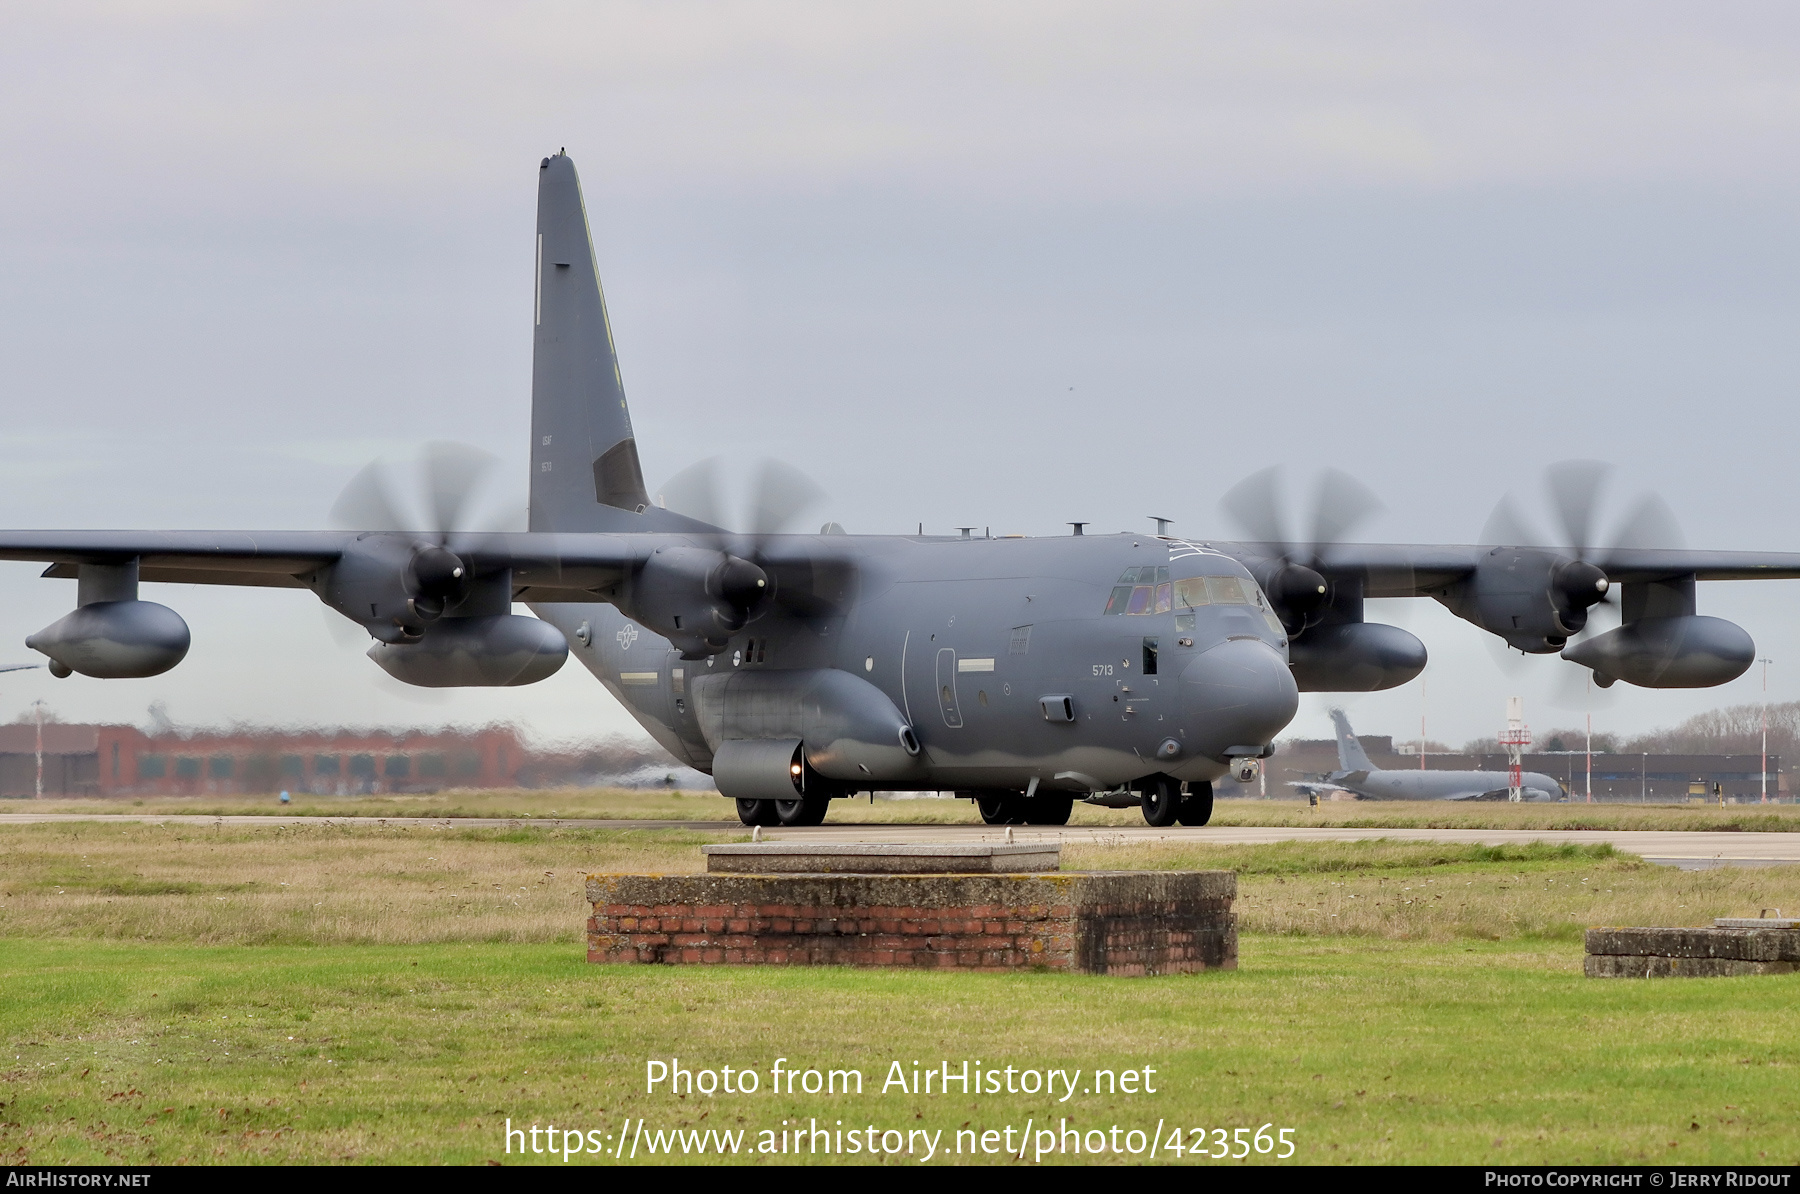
[1290,710,1564,803]
[5,152,1799,829]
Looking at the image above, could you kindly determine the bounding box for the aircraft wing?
[1223,542,1800,597]
[0,530,641,599]
[1442,787,1516,801]
[1286,781,1350,797]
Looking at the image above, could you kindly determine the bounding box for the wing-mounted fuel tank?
[1561,574,1754,688]
[689,668,925,794]
[362,568,566,687]
[367,614,567,687]
[1282,573,1426,692]
[26,559,190,679]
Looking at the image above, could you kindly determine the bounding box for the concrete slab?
[5,813,1800,867]
[703,842,1060,873]
[1585,924,1800,978]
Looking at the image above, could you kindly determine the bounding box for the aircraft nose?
[1180,637,1299,760]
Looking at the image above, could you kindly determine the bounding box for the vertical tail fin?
[1329,707,1374,772]
[529,152,650,532]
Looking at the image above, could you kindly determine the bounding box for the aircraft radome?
[7,153,1800,828]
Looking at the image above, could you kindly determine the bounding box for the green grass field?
[3,822,1798,1165]
[16,789,1800,833]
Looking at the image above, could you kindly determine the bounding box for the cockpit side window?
[1105,566,1174,616]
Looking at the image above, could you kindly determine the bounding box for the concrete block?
[1584,954,1798,979]
[1584,924,1800,978]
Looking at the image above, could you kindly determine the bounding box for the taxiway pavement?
[2,812,1796,868]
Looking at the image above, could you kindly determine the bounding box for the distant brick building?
[0,723,526,797]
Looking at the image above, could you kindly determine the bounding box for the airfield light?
[1760,658,1774,803]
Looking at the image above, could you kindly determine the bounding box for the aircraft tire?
[977,794,1023,825]
[775,796,830,827]
[1140,778,1181,827]
[735,798,779,827]
[1176,782,1214,827]
[1023,796,1073,826]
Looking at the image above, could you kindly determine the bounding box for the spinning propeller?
[1220,466,1386,634]
[1480,460,1685,707]
[657,457,828,539]
[329,441,519,624]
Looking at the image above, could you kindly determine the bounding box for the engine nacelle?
[618,545,767,657]
[1287,622,1427,692]
[367,614,567,687]
[27,600,191,679]
[1562,615,1754,689]
[1436,548,1609,652]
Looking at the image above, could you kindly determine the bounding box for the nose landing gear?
[1139,777,1213,827]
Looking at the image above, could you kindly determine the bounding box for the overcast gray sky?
[3,2,1800,748]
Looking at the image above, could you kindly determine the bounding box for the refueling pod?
[26,559,190,679]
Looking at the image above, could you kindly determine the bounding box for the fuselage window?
[1142,637,1159,675]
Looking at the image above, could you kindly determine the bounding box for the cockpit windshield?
[1103,563,1284,637]
[1103,568,1255,616]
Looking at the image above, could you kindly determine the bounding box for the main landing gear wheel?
[1139,777,1181,827]
[1022,796,1074,826]
[977,794,1024,825]
[735,798,779,827]
[774,796,830,827]
[1176,781,1214,827]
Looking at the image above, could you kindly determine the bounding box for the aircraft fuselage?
[531,531,1299,795]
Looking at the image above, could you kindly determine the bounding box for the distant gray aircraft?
[1291,709,1565,802]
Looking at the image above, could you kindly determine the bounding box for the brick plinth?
[1585,926,1800,978]
[585,871,1235,976]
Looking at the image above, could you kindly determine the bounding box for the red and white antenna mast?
[1500,696,1532,803]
